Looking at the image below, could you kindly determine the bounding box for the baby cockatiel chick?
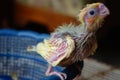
[36,2,110,80]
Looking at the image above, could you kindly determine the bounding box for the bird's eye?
[88,9,96,16]
[89,10,95,15]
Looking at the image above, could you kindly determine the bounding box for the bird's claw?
[47,71,67,80]
[60,72,67,80]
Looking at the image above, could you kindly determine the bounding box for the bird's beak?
[99,3,110,17]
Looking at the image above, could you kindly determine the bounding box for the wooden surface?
[15,3,80,32]
[78,59,120,80]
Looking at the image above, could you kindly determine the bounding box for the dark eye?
[89,10,95,15]
[88,9,97,16]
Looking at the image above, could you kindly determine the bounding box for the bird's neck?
[83,22,97,34]
[82,21,89,32]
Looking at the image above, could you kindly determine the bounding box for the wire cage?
[0,29,63,80]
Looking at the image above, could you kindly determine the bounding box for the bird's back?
[53,23,85,37]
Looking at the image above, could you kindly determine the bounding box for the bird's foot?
[46,71,67,80]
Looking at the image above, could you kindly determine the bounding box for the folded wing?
[36,34,75,66]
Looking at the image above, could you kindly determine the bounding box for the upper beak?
[99,3,110,17]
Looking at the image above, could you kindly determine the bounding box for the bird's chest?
[73,33,97,60]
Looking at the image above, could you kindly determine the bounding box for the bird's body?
[51,24,97,67]
[36,2,110,80]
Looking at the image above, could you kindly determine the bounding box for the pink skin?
[49,39,68,63]
[45,65,67,80]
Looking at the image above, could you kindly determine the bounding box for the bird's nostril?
[99,4,104,10]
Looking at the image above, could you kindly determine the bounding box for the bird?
[36,2,110,80]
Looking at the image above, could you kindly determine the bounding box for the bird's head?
[78,2,110,32]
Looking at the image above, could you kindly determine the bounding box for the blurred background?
[0,0,120,76]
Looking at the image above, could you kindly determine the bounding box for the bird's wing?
[36,34,75,66]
